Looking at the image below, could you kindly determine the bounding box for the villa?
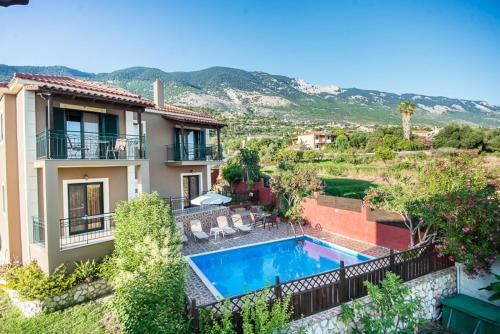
[0,74,225,272]
[297,131,334,150]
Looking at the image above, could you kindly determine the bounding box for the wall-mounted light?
[84,174,89,181]
[190,169,193,173]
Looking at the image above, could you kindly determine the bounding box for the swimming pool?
[187,235,372,299]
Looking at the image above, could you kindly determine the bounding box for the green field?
[322,177,377,199]
[0,289,110,334]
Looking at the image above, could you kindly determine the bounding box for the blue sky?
[1,0,499,104]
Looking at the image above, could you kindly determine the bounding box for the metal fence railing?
[59,212,115,249]
[165,195,222,216]
[165,144,221,162]
[36,130,146,160]
[31,216,45,247]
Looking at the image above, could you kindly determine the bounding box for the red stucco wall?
[302,197,410,250]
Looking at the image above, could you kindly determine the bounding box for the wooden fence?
[189,243,453,333]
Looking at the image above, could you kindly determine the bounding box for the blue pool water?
[188,236,371,298]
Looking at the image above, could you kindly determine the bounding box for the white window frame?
[62,178,110,238]
[180,172,203,210]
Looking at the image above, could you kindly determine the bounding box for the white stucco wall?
[457,261,500,307]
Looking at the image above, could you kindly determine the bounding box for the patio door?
[67,182,104,235]
[183,175,200,208]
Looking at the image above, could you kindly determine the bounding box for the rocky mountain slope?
[1,64,498,127]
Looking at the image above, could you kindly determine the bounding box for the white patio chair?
[106,138,127,159]
[231,214,251,233]
[176,222,188,243]
[190,220,208,241]
[216,216,237,236]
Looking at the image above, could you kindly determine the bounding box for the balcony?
[36,130,147,160]
[59,212,115,250]
[31,216,45,247]
[165,144,222,165]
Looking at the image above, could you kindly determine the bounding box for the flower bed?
[3,279,111,317]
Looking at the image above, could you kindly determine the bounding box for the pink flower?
[462,227,471,233]
[488,257,496,264]
[449,256,455,262]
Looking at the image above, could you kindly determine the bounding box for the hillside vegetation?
[1,64,498,127]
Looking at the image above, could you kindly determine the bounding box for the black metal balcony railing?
[59,212,115,249]
[165,144,221,162]
[31,216,45,247]
[165,192,224,216]
[36,130,147,160]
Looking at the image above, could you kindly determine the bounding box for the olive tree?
[270,164,321,218]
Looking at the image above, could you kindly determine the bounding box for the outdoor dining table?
[256,212,272,229]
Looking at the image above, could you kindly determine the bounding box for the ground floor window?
[67,182,104,235]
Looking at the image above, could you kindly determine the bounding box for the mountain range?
[0,64,498,127]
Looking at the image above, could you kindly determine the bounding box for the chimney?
[153,78,164,107]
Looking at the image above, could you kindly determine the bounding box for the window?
[67,182,104,235]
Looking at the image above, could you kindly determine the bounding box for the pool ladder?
[288,221,305,238]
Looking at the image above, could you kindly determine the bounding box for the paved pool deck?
[183,223,390,306]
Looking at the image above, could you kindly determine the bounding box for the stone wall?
[291,267,457,333]
[175,207,231,233]
[5,279,111,317]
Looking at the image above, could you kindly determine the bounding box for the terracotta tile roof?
[0,82,8,87]
[300,131,332,136]
[153,104,225,128]
[11,73,154,107]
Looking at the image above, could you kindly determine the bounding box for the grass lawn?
[0,288,111,334]
[322,177,377,199]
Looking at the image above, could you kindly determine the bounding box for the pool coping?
[186,234,374,301]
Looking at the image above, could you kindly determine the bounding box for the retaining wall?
[5,279,111,317]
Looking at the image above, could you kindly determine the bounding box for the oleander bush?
[111,192,188,334]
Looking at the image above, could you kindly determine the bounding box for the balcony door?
[174,128,205,160]
[67,182,104,235]
[52,108,118,159]
[182,174,200,208]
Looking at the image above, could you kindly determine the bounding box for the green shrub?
[325,164,344,176]
[111,192,188,334]
[72,259,100,284]
[374,146,396,161]
[221,157,244,185]
[340,272,424,333]
[201,289,292,334]
[5,261,75,300]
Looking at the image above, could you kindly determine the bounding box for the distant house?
[297,131,333,150]
[413,128,440,139]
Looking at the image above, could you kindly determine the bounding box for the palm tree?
[398,100,416,140]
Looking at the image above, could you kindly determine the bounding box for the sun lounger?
[216,216,237,236]
[231,214,252,233]
[190,220,209,241]
[176,222,188,243]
